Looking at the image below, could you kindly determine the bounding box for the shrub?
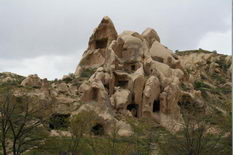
[80,68,96,78]
[48,114,70,130]
[194,80,209,90]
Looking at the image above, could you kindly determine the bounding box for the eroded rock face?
[75,16,118,77]
[75,17,186,126]
[71,103,133,136]
[6,17,231,136]
[21,74,42,87]
[142,28,160,47]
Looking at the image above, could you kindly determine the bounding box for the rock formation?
[1,17,231,136]
[75,16,189,129]
[73,17,231,131]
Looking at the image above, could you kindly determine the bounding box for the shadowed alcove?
[91,123,104,136]
[95,38,108,49]
[153,100,160,112]
[127,103,138,117]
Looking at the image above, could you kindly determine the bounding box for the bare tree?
[0,89,15,155]
[0,88,50,155]
[158,104,229,155]
[69,110,99,154]
[127,117,160,155]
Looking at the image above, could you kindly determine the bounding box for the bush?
[215,56,228,72]
[80,68,96,78]
[210,72,225,84]
[194,80,209,90]
[158,105,231,155]
[48,114,70,130]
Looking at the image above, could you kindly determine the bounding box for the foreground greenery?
[0,86,231,155]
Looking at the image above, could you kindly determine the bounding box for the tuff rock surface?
[1,17,231,136]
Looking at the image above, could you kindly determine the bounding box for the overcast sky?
[0,0,231,80]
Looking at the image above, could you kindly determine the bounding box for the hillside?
[0,17,231,154]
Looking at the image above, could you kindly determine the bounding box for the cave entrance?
[114,73,129,89]
[92,88,98,100]
[117,80,128,87]
[153,100,160,112]
[131,64,136,71]
[95,38,108,49]
[91,124,104,136]
[104,84,109,91]
[127,104,138,117]
[49,114,70,130]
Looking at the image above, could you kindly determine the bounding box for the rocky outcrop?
[2,17,231,136]
[73,17,231,132]
[75,17,186,127]
[71,102,132,136]
[75,16,118,77]
[21,74,42,87]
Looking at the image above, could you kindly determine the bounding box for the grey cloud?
[0,0,231,60]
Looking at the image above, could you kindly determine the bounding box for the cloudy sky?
[0,0,231,80]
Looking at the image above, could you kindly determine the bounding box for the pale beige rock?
[118,31,145,63]
[74,16,118,76]
[225,55,232,66]
[112,88,130,111]
[21,74,42,87]
[160,83,181,120]
[56,82,70,94]
[50,130,72,137]
[88,16,118,50]
[72,17,225,133]
[149,41,180,68]
[75,17,186,126]
[6,17,229,136]
[209,62,220,74]
[78,80,108,104]
[71,103,132,136]
[141,28,160,47]
[131,66,145,117]
[142,76,160,116]
[1,77,15,83]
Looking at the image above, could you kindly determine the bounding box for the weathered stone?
[5,17,231,136]
[142,28,160,47]
[21,74,42,87]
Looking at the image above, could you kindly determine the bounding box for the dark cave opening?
[92,88,98,100]
[95,38,108,49]
[91,124,104,136]
[104,84,109,91]
[127,103,138,117]
[153,100,160,112]
[117,80,128,87]
[131,64,136,71]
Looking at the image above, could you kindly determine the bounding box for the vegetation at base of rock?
[0,73,25,87]
[210,72,226,84]
[0,87,50,155]
[158,104,231,155]
[175,49,214,56]
[0,16,232,155]
[26,114,163,155]
[48,114,70,130]
[80,68,96,78]
[194,80,210,90]
[215,56,229,72]
[24,107,231,155]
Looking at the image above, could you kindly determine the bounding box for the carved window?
[153,100,160,112]
[95,38,108,49]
